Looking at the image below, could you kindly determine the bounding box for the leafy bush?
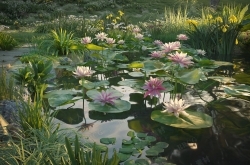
[0,32,18,50]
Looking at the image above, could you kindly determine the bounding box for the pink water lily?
[142,77,166,98]
[81,36,92,44]
[150,51,165,58]
[162,99,190,117]
[177,34,189,40]
[72,66,94,78]
[168,51,194,68]
[93,90,120,106]
[161,41,181,53]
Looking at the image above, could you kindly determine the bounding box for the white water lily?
[72,66,94,78]
[162,99,190,117]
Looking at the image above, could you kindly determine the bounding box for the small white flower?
[117,40,125,44]
[72,66,95,78]
[95,32,108,41]
[196,49,206,56]
[105,37,116,44]
[134,33,144,40]
[81,36,92,44]
[162,99,190,117]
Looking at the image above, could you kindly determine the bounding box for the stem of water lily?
[82,78,86,124]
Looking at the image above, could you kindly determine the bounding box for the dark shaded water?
[53,59,250,165]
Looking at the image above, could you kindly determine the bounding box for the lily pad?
[155,142,169,148]
[145,136,156,143]
[100,137,116,145]
[83,80,110,89]
[136,132,147,139]
[86,89,123,100]
[175,68,203,85]
[224,84,250,97]
[128,61,144,68]
[122,139,133,145]
[208,76,235,83]
[48,94,77,107]
[128,72,145,77]
[88,100,131,113]
[119,148,134,154]
[124,159,150,165]
[145,149,159,156]
[151,110,213,129]
[143,60,164,72]
[117,153,130,162]
[127,131,135,138]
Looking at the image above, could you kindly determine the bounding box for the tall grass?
[0,67,20,101]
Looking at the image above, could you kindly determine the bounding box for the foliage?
[18,84,50,132]
[0,32,18,50]
[0,67,19,100]
[186,4,249,62]
[13,59,53,100]
[1,0,55,20]
[48,135,120,165]
[0,122,70,164]
[99,130,169,163]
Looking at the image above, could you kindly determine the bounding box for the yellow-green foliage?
[0,32,17,50]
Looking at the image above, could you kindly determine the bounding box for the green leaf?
[119,148,134,154]
[127,131,135,138]
[213,61,233,66]
[175,68,203,84]
[224,85,250,96]
[100,137,116,145]
[88,100,131,113]
[118,79,144,88]
[135,159,151,165]
[128,72,144,77]
[128,61,144,68]
[145,136,156,143]
[117,153,130,162]
[136,132,147,139]
[122,139,133,145]
[151,110,213,129]
[83,80,110,89]
[86,43,105,51]
[48,94,74,107]
[145,149,159,156]
[143,60,164,72]
[208,76,235,83]
[44,90,77,98]
[114,53,129,61]
[155,142,169,148]
[124,160,136,165]
[86,89,123,100]
[155,157,168,164]
[150,146,164,153]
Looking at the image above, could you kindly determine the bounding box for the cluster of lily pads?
[41,25,250,130]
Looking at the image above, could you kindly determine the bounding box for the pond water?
[42,56,250,165]
[53,81,250,165]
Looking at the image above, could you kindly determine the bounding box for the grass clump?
[0,32,18,50]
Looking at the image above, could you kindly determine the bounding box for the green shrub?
[0,32,18,50]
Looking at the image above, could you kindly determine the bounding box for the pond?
[50,67,250,165]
